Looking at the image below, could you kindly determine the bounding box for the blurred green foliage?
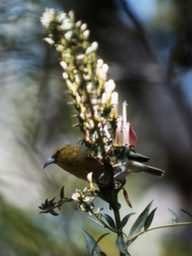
[0,196,65,255]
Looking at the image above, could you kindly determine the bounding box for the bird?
[44,144,165,182]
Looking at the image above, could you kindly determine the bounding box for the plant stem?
[111,191,126,256]
[128,221,192,244]
[100,161,128,256]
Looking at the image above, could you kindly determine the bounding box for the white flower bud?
[111,92,118,105]
[102,63,109,74]
[80,23,87,31]
[101,92,107,104]
[56,45,64,52]
[57,13,66,23]
[76,54,85,60]
[41,8,55,28]
[97,59,104,67]
[76,20,82,27]
[105,79,116,92]
[63,72,68,79]
[86,82,93,92]
[60,19,72,30]
[83,30,90,39]
[86,41,98,55]
[91,98,98,105]
[91,41,98,51]
[43,38,54,45]
[68,11,74,21]
[65,52,71,59]
[65,31,73,40]
[60,61,68,70]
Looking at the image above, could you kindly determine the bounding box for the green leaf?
[60,186,65,199]
[168,209,178,223]
[181,209,192,218]
[116,235,130,255]
[129,201,153,237]
[82,230,107,256]
[101,213,116,229]
[144,207,157,231]
[94,233,109,256]
[50,210,59,216]
[123,188,132,208]
[120,213,135,229]
[99,253,107,256]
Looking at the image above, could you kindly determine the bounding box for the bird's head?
[44,145,82,168]
[44,146,63,169]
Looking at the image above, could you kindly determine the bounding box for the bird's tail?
[114,161,165,180]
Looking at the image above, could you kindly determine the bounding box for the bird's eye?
[57,149,62,155]
[53,149,62,157]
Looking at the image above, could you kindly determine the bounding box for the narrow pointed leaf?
[83,230,104,256]
[123,188,132,208]
[50,210,59,216]
[144,207,157,231]
[129,201,153,236]
[92,233,109,256]
[50,197,56,204]
[101,213,116,229]
[45,199,49,207]
[60,186,65,199]
[181,209,192,218]
[116,235,130,255]
[120,213,135,229]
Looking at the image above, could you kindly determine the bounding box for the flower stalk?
[40,8,192,256]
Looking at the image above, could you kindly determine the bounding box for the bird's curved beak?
[43,156,55,168]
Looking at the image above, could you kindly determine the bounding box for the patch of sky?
[178,71,192,108]
[115,0,157,26]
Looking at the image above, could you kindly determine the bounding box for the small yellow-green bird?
[44,144,165,182]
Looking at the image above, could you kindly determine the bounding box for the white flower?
[41,8,55,28]
[86,42,98,54]
[76,54,85,60]
[102,63,109,74]
[96,59,104,68]
[76,20,82,27]
[83,30,90,39]
[65,31,73,40]
[60,61,68,70]
[60,18,72,31]
[111,92,118,105]
[86,82,93,92]
[105,79,115,93]
[80,23,87,31]
[63,72,68,79]
[44,37,55,45]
